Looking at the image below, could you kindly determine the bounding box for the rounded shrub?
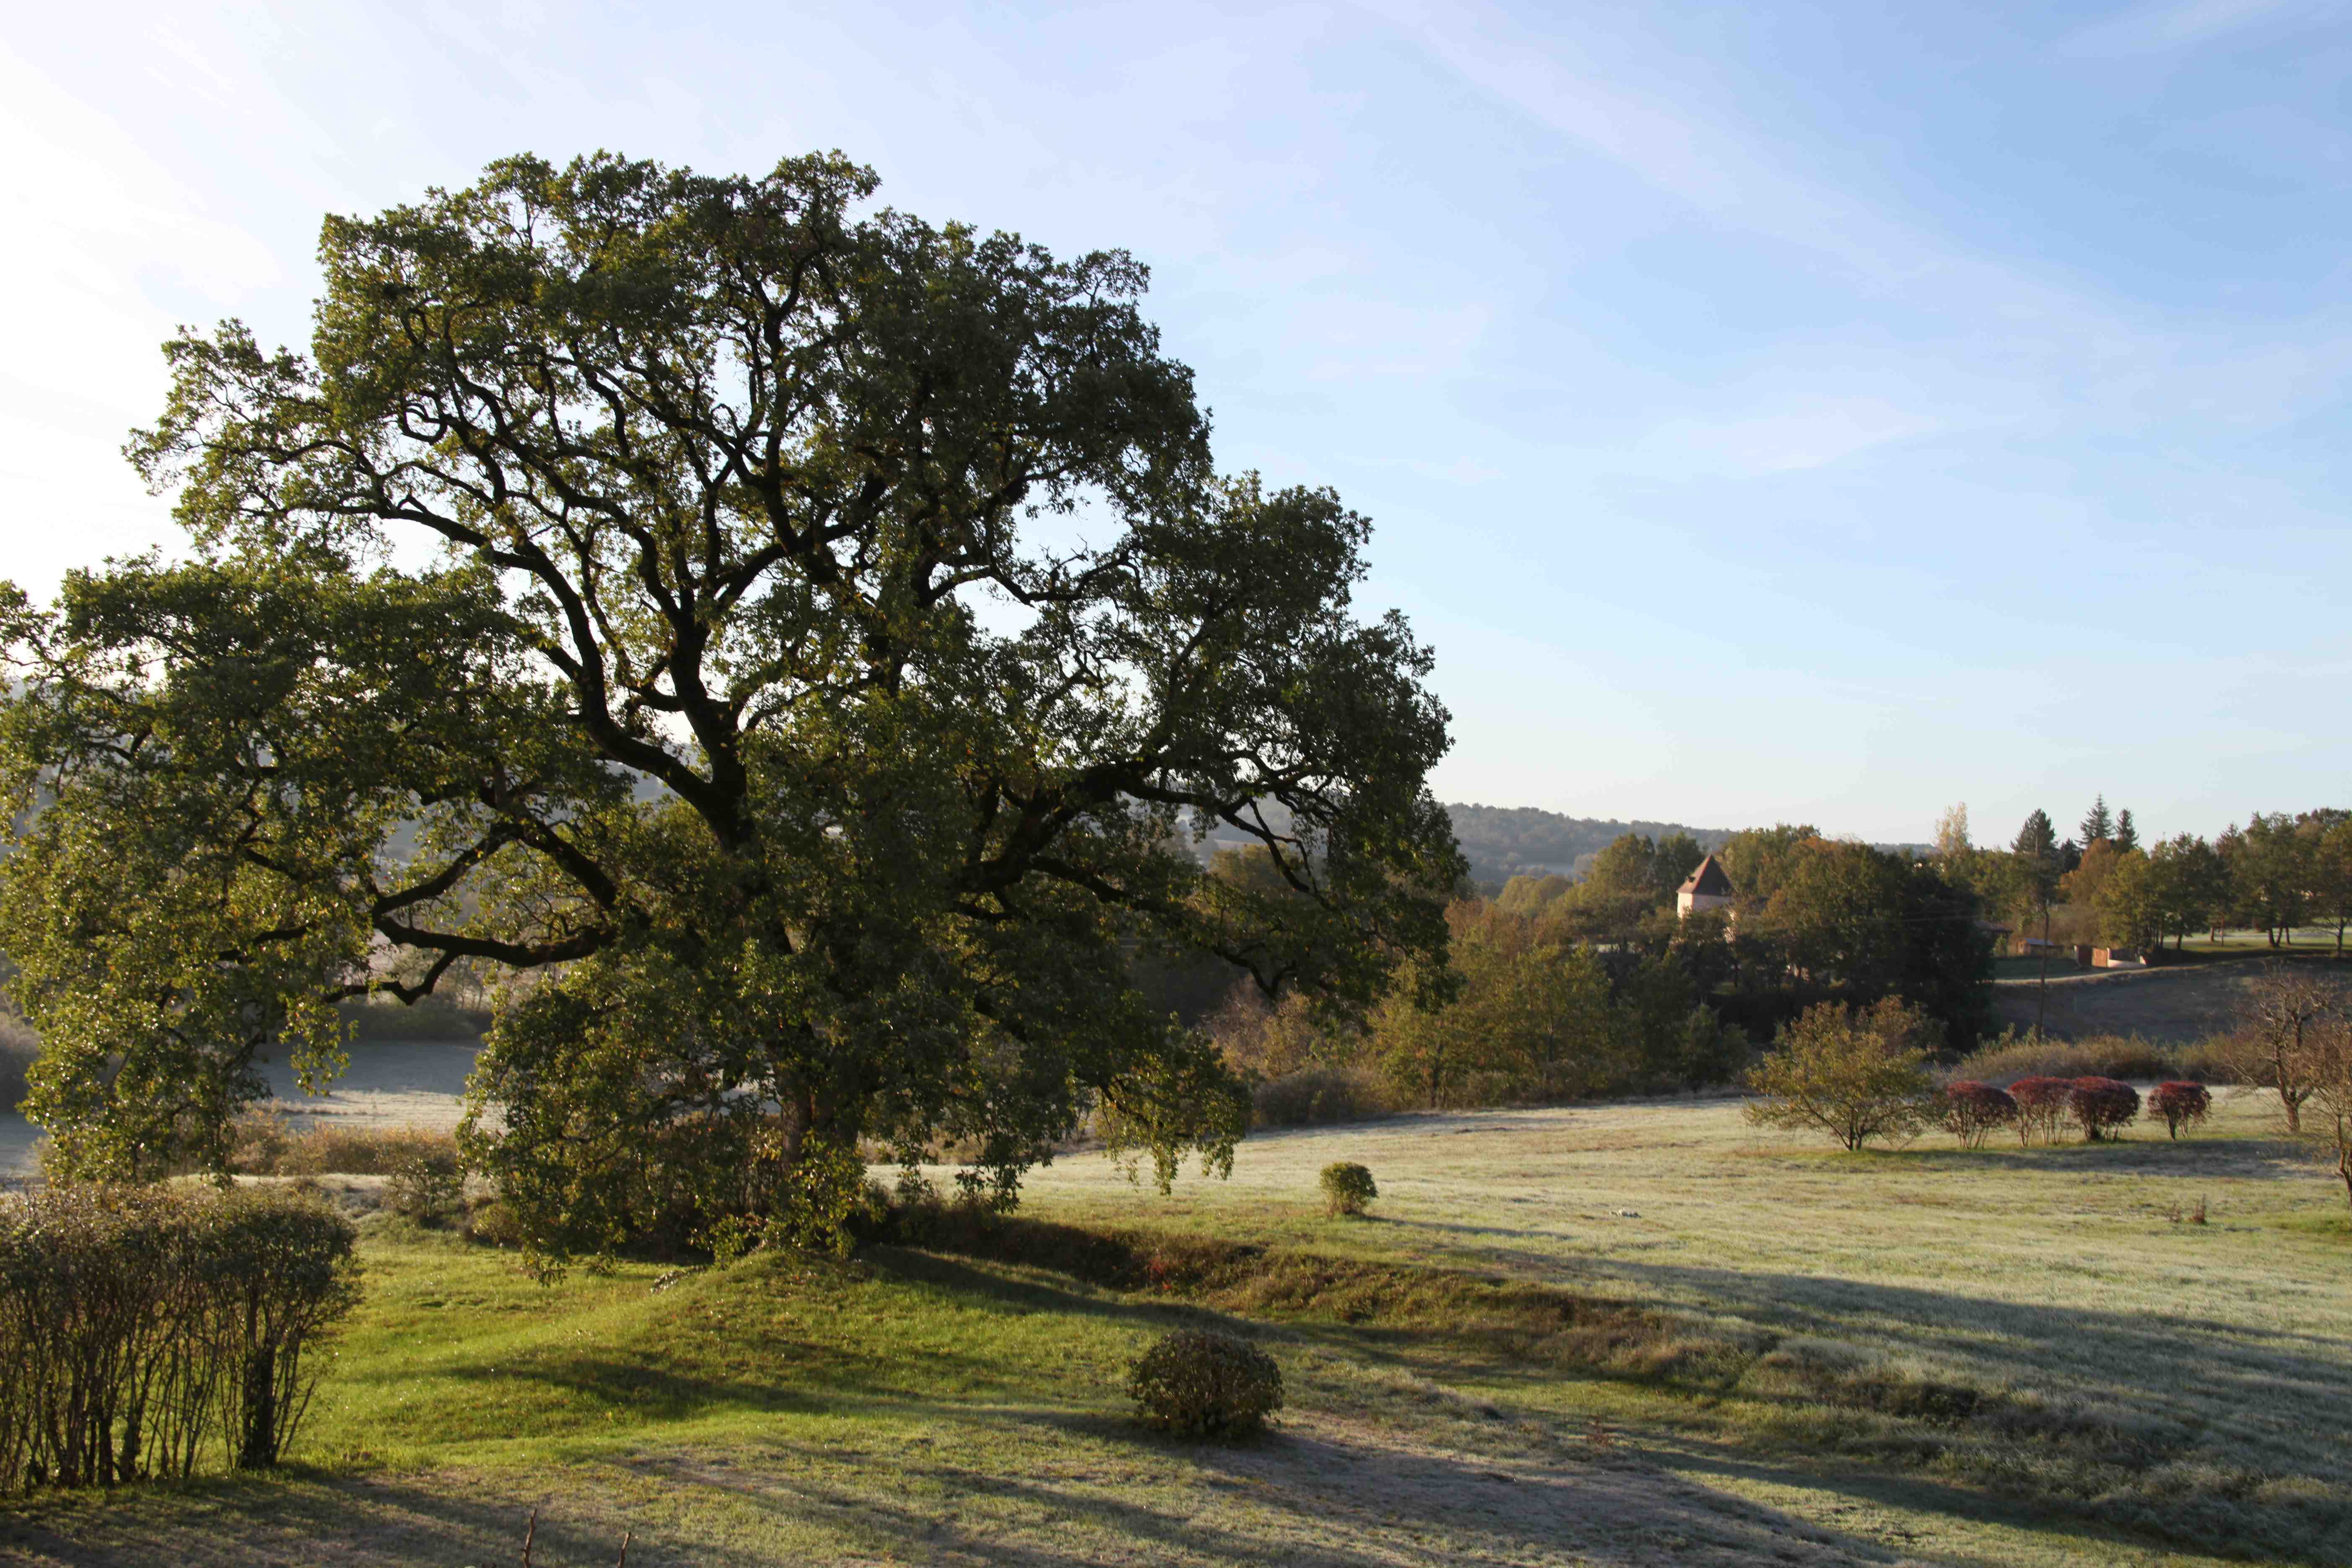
[2068,1076,2141,1141]
[1125,1328,1284,1437]
[1319,1161,1377,1217]
[2009,1076,2074,1144]
[1939,1081,2018,1148]
[2148,1081,2212,1139]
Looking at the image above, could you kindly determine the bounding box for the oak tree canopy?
[0,152,1461,1259]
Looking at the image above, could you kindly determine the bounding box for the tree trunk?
[238,1345,276,1469]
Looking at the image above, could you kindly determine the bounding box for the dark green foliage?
[1318,1161,1377,1216]
[2014,810,2061,910]
[1125,1328,1283,1437]
[0,1184,361,1488]
[0,151,1461,1265]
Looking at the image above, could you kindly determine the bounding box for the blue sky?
[3,0,2348,845]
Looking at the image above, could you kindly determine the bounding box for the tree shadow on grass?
[711,1416,1929,1567]
[0,1467,780,1568]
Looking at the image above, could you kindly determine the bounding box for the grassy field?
[0,1091,2346,1566]
[1987,946,2351,1044]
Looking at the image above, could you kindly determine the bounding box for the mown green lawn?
[1,1090,2345,1566]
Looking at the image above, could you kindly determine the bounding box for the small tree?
[1939,1081,2018,1148]
[1318,1162,1377,1217]
[2009,1076,2073,1144]
[1743,998,1939,1151]
[2148,1081,2212,1139]
[2068,1077,2140,1141]
[2290,1017,2352,1211]
[2225,965,2342,1133]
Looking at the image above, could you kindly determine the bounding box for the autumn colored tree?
[2059,838,2125,911]
[2094,848,2163,953]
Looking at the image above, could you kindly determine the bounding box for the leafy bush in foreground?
[1319,1161,1377,1217]
[2008,1076,2074,1144]
[1743,999,1939,1150]
[2068,1076,2141,1141]
[0,1184,360,1488]
[1126,1329,1283,1437]
[2148,1081,2212,1139]
[1939,1081,2017,1148]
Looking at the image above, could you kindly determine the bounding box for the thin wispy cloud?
[2059,0,2345,56]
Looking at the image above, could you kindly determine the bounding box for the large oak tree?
[0,153,1460,1259]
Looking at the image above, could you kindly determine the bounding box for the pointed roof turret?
[1678,854,1733,898]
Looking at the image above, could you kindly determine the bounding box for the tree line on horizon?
[1933,796,2352,954]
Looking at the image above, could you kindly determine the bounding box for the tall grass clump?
[1951,1032,2231,1086]
[228,1112,459,1178]
[0,1184,361,1488]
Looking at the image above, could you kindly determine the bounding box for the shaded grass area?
[885,1207,2347,1563]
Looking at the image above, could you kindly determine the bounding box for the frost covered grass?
[0,1091,2341,1565]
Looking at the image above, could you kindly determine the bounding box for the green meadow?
[1,1090,2345,1567]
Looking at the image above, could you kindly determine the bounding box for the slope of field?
[1990,954,2296,1043]
[2,1093,2344,1566]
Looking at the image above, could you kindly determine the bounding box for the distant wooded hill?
[1446,804,1736,890]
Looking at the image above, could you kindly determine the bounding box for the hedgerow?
[0,1183,361,1488]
